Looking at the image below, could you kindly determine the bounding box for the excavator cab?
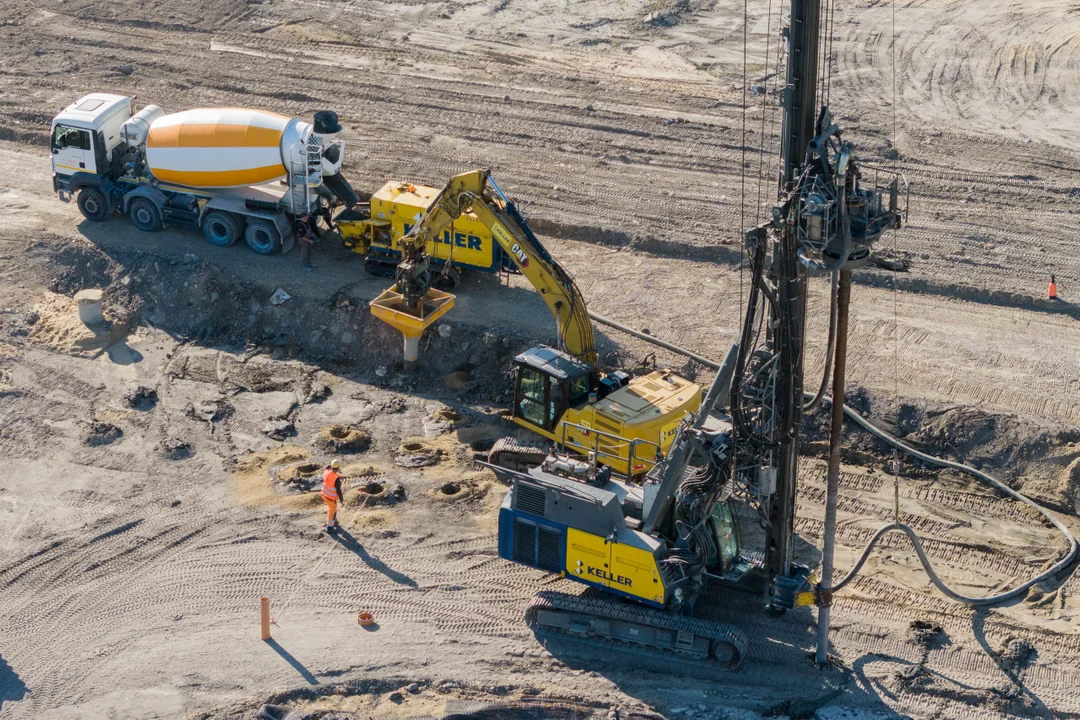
[512,347,594,433]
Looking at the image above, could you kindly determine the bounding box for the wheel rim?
[208,220,229,242]
[251,228,272,250]
[134,206,153,226]
[84,195,101,214]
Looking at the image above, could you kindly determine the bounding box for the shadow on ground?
[0,654,29,711]
[332,528,418,588]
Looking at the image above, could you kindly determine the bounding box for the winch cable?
[755,0,776,217]
[588,316,1079,605]
[817,393,1078,605]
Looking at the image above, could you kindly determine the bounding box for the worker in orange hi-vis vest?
[1049,274,1058,300]
[321,459,344,532]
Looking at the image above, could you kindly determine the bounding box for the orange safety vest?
[1049,280,1058,299]
[321,469,339,501]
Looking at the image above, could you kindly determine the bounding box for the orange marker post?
[260,597,271,641]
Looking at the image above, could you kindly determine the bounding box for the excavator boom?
[397,169,597,365]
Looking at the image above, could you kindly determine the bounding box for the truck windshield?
[52,126,91,152]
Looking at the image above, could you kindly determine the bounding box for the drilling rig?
[493,0,905,672]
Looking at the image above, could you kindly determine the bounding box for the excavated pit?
[274,462,324,493]
[316,424,371,454]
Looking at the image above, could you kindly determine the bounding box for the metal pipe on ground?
[816,269,851,665]
[260,596,271,641]
[588,312,721,371]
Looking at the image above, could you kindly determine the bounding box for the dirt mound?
[997,637,1037,672]
[395,440,443,468]
[907,620,947,650]
[123,385,158,410]
[423,406,470,436]
[350,478,405,507]
[187,399,234,424]
[26,291,116,356]
[431,472,492,503]
[913,406,1051,467]
[161,437,192,460]
[48,243,114,296]
[233,446,320,508]
[274,461,324,493]
[83,420,121,446]
[443,369,471,391]
[315,424,371,454]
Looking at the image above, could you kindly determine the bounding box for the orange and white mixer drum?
[145,108,313,188]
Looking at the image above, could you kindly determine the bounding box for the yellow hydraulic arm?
[397,169,597,365]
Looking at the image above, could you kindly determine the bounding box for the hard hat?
[330,459,341,470]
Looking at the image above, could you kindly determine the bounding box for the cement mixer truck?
[50,93,359,255]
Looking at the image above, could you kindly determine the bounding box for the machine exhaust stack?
[369,288,455,371]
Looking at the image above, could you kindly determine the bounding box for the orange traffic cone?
[1048,275,1058,299]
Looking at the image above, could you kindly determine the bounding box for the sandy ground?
[2,0,1080,718]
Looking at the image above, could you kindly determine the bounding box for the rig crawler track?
[526,590,748,674]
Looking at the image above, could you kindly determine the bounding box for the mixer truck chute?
[50,93,358,255]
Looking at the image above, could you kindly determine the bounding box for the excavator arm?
[396,169,597,365]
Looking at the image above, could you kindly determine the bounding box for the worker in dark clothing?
[297,215,316,272]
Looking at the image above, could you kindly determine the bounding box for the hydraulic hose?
[816,392,1079,605]
[588,317,1078,605]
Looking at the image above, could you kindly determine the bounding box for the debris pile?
[123,385,158,410]
[83,420,121,446]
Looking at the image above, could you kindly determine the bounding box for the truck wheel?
[128,197,162,232]
[77,188,108,222]
[244,219,280,255]
[202,211,241,247]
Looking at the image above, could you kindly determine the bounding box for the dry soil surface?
[2,1,1080,719]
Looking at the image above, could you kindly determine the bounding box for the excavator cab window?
[709,501,739,572]
[549,380,565,426]
[568,373,591,405]
[516,366,549,429]
[515,365,584,432]
[513,350,595,432]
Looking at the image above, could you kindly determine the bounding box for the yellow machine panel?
[565,528,665,604]
[565,527,608,579]
[532,370,702,476]
[366,181,498,270]
[609,540,666,604]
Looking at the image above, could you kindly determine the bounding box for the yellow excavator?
[376,168,701,477]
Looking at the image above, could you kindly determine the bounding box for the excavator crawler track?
[489,436,550,472]
[525,590,748,675]
[363,255,399,279]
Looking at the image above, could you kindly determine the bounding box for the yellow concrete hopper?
[369,286,455,371]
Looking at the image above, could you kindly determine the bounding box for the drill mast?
[732,0,904,608]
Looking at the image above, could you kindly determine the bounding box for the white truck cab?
[51,94,133,220]
[51,93,131,179]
